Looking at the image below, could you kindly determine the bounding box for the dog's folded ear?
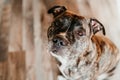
[89,18,106,35]
[48,5,67,18]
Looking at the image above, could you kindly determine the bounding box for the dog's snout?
[52,37,66,47]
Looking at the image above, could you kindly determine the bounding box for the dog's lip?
[52,49,57,53]
[50,48,58,54]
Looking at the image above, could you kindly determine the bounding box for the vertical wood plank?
[22,0,35,80]
[0,0,11,61]
[33,0,43,80]
[0,61,8,80]
[0,0,4,21]
[0,51,25,80]
[9,0,22,51]
[8,51,25,80]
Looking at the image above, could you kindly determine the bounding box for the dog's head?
[47,6,105,63]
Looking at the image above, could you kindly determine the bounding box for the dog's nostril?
[53,38,58,43]
[60,41,65,46]
[52,38,66,46]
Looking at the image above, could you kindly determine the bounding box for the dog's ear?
[48,5,67,18]
[89,18,106,35]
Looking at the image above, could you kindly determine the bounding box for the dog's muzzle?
[51,36,68,53]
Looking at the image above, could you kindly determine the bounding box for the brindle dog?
[47,6,120,80]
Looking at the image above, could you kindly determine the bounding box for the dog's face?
[47,6,105,62]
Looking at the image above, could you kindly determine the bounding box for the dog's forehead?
[47,12,88,40]
[52,12,85,33]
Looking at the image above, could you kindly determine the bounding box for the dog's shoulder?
[91,35,120,79]
[91,34,119,55]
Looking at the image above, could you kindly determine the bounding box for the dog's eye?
[77,30,85,36]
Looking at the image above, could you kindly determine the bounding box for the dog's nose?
[52,37,66,47]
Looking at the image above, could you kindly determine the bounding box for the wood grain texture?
[22,0,35,80]
[9,0,22,51]
[0,51,25,80]
[0,0,11,61]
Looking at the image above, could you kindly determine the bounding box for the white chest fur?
[58,56,97,80]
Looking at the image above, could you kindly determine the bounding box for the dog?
[47,6,120,80]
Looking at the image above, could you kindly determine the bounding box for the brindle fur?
[47,6,120,80]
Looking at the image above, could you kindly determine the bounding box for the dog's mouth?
[50,46,59,54]
[49,45,65,54]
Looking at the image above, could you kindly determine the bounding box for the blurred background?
[0,0,120,80]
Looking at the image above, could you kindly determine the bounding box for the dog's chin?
[49,46,72,62]
[49,49,66,64]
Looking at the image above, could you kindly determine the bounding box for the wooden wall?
[0,0,120,80]
[0,0,39,80]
